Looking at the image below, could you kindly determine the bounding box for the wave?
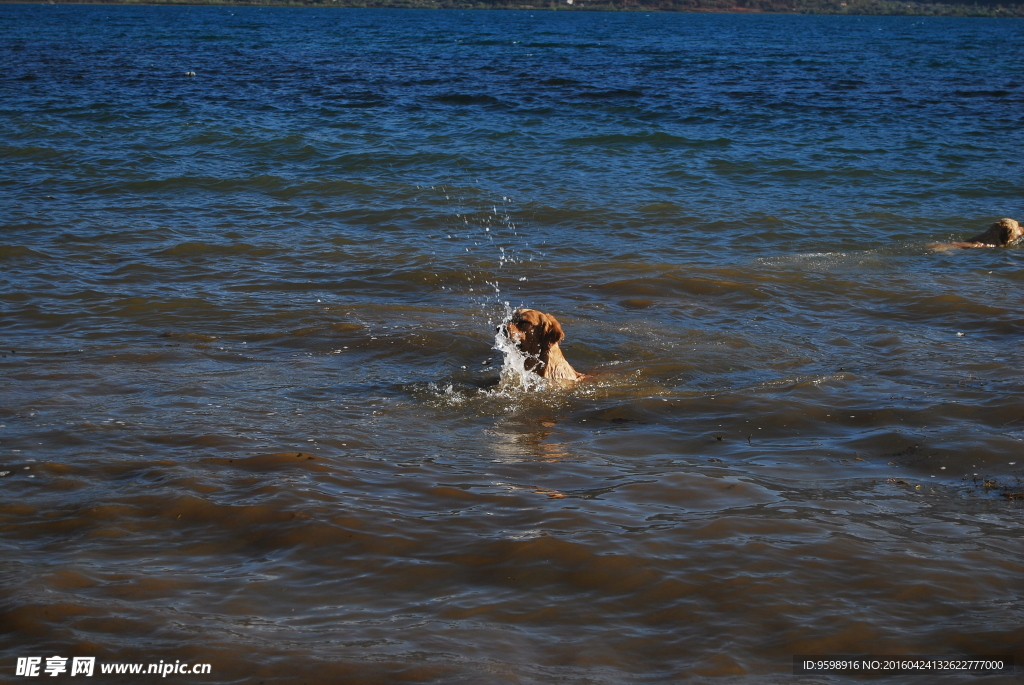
[430,93,504,106]
[575,88,644,99]
[151,242,279,259]
[562,132,732,149]
[0,145,71,161]
[0,244,50,260]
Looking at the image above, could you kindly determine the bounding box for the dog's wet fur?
[930,218,1023,251]
[498,309,584,382]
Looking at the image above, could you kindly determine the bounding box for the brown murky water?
[2,5,1023,683]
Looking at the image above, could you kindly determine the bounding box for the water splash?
[426,187,562,393]
[491,308,549,393]
[433,188,535,306]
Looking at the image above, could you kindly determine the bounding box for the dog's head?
[995,218,1024,245]
[500,308,565,360]
[975,218,1023,246]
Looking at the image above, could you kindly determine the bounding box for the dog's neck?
[539,342,581,381]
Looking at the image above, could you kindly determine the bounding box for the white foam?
[491,310,549,394]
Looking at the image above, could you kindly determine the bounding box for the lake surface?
[1,4,1023,682]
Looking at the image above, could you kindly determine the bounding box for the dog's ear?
[540,314,564,346]
[1000,218,1022,245]
[996,221,1013,245]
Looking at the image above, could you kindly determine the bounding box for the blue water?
[2,5,1023,683]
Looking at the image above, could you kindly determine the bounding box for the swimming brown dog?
[500,308,584,382]
[930,218,1023,251]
